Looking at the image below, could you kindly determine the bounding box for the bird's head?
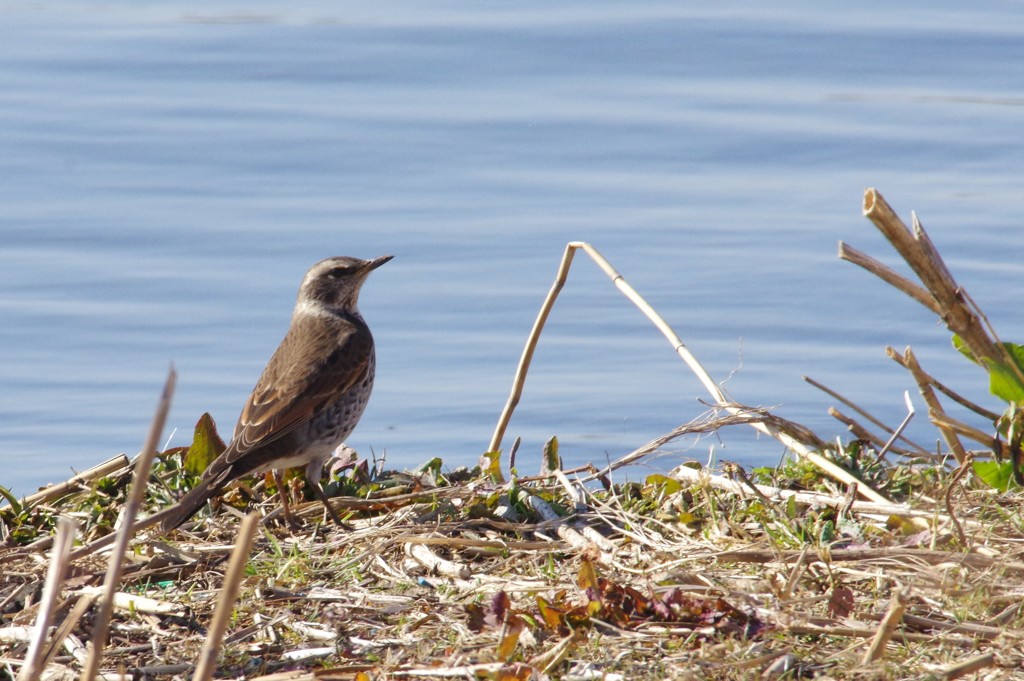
[297,255,392,313]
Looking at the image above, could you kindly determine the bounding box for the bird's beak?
[367,255,394,271]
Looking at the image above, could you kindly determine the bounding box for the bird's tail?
[157,478,218,533]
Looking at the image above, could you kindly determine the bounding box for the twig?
[404,542,472,579]
[828,407,896,453]
[804,376,931,455]
[944,453,973,548]
[860,189,1011,376]
[837,241,940,315]
[192,511,261,681]
[875,391,916,461]
[80,366,176,681]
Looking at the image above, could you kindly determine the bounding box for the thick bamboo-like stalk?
[489,242,891,505]
[192,512,260,681]
[859,189,1014,377]
[79,367,176,681]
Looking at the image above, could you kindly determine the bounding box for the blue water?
[2,2,1023,495]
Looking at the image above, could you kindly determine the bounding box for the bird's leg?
[307,477,348,528]
[303,457,349,528]
[272,469,299,527]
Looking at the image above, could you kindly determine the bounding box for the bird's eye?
[326,267,348,279]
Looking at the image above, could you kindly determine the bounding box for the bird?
[157,255,392,533]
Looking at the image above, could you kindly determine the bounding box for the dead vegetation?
[3,189,1024,680]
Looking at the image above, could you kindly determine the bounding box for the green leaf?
[478,450,504,483]
[972,460,1017,491]
[541,436,560,474]
[0,485,22,516]
[1002,342,1024,373]
[183,412,227,477]
[957,336,1024,403]
[951,334,977,364]
[988,362,1024,403]
[988,342,1024,403]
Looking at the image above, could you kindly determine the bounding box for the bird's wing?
[222,314,373,466]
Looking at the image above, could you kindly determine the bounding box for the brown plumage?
[158,255,391,532]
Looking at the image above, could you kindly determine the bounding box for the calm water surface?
[1,2,1023,495]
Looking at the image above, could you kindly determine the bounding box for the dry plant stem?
[944,454,972,548]
[828,407,892,451]
[488,243,577,454]
[885,347,999,421]
[939,652,995,680]
[862,587,910,664]
[804,376,931,455]
[3,456,130,512]
[669,463,961,526]
[875,391,916,461]
[80,366,175,681]
[929,414,1006,455]
[861,189,1017,378]
[786,624,974,647]
[490,241,891,505]
[836,241,940,315]
[404,542,471,579]
[37,592,97,675]
[897,347,968,464]
[192,512,260,681]
[582,409,775,480]
[17,517,77,681]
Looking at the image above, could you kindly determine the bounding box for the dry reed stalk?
[79,366,175,681]
[849,189,1023,390]
[17,516,77,681]
[828,407,894,451]
[717,546,1022,572]
[944,455,973,548]
[404,542,472,579]
[490,241,892,505]
[2,456,131,513]
[835,241,940,315]
[785,624,975,646]
[668,461,965,526]
[192,511,260,681]
[521,493,616,565]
